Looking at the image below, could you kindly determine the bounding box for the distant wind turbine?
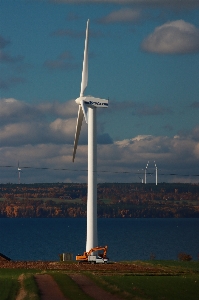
[72,20,108,251]
[138,175,143,184]
[154,161,158,186]
[137,170,144,183]
[145,161,149,184]
[18,161,21,184]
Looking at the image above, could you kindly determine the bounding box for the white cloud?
[0,122,50,146]
[50,117,87,144]
[1,132,199,183]
[99,8,141,23]
[0,98,42,123]
[115,135,153,146]
[115,135,171,154]
[141,20,199,54]
[0,98,103,147]
[1,98,199,183]
[0,98,79,124]
[38,100,77,118]
[96,133,199,183]
[0,118,88,147]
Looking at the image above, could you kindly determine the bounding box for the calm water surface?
[0,218,198,261]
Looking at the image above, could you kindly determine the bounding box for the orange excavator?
[76,246,108,263]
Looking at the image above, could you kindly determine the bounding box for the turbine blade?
[72,105,84,162]
[80,19,89,97]
[81,100,88,124]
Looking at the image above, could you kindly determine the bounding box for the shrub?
[178,252,192,261]
[150,253,156,260]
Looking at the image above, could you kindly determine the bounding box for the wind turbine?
[137,170,144,183]
[145,161,149,184]
[154,161,158,186]
[72,19,108,252]
[18,161,21,184]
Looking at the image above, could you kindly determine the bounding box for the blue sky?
[0,0,199,183]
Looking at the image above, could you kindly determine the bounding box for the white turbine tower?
[145,161,149,184]
[72,19,108,252]
[137,170,144,183]
[154,161,158,186]
[18,161,21,184]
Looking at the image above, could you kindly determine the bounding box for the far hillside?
[0,183,199,218]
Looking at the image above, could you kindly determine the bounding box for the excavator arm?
[87,246,108,257]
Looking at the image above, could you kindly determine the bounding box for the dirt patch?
[0,261,172,274]
[0,261,187,277]
[16,274,27,300]
[35,274,68,300]
[70,273,122,300]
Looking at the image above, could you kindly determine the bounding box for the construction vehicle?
[76,246,108,264]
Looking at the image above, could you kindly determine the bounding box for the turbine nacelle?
[75,96,108,108]
[75,96,108,127]
[83,96,108,108]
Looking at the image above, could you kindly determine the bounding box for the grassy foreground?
[0,261,198,300]
[88,274,199,300]
[0,269,21,300]
[0,269,39,300]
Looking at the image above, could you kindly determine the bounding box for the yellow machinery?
[76,246,108,263]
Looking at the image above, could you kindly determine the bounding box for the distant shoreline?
[1,182,199,218]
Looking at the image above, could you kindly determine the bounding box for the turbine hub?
[75,96,85,105]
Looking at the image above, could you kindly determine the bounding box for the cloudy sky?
[0,0,199,184]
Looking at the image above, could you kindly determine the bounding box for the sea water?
[0,218,198,261]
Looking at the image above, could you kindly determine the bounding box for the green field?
[88,273,199,300]
[0,261,198,300]
[0,269,39,300]
[0,269,20,300]
[51,273,93,300]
